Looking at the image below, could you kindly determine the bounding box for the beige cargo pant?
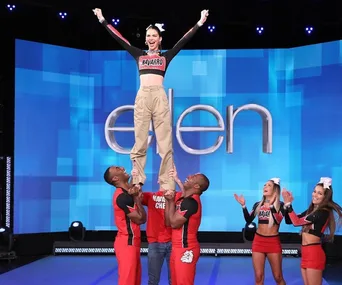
[130,85,175,190]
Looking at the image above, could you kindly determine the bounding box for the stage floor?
[0,255,331,284]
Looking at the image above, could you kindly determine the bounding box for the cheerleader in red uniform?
[282,177,342,285]
[234,178,291,285]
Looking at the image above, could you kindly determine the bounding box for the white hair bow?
[154,23,165,32]
[270,177,280,185]
[318,177,332,189]
[146,23,165,32]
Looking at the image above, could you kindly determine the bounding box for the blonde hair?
[254,180,281,228]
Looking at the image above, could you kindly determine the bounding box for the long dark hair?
[146,25,163,52]
[304,183,342,241]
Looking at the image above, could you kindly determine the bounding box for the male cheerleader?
[164,173,210,285]
[104,166,146,285]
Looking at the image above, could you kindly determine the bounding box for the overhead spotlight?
[256,26,264,35]
[112,18,120,25]
[59,12,67,19]
[68,221,86,242]
[208,25,215,32]
[242,222,256,242]
[0,227,14,253]
[305,26,314,34]
[6,4,15,11]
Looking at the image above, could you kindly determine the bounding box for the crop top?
[101,19,201,77]
[242,201,291,225]
[285,204,330,238]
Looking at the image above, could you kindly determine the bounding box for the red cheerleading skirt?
[301,243,326,270]
[252,232,282,254]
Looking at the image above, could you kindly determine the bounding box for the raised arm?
[164,190,172,227]
[133,192,147,224]
[282,188,310,226]
[234,194,258,224]
[116,191,146,225]
[242,202,259,224]
[164,9,209,60]
[285,204,329,227]
[166,196,198,229]
[93,8,143,58]
[169,164,184,193]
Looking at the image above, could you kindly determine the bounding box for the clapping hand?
[233,193,245,206]
[281,188,294,204]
